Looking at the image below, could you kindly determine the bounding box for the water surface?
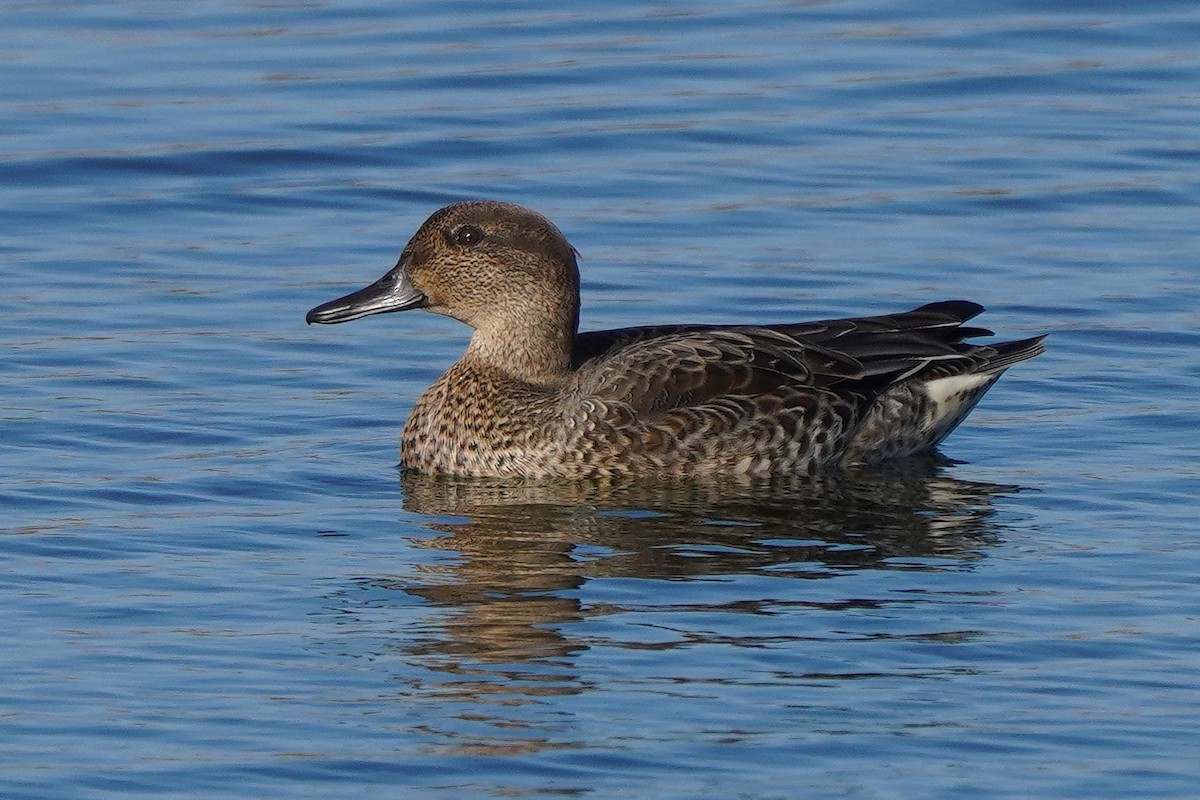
[3,2,1199,798]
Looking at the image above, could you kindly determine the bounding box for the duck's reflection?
[335,459,1027,754]
[402,456,1018,577]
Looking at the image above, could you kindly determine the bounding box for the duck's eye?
[452,225,486,248]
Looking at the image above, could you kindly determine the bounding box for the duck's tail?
[844,332,1047,465]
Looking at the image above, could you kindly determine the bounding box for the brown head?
[307,201,582,383]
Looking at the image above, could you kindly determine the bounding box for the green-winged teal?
[307,201,1045,478]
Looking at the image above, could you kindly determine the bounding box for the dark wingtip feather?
[912,300,985,321]
[956,325,995,340]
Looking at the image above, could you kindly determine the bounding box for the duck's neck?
[464,303,579,388]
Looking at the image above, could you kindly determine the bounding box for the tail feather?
[978,334,1047,374]
[844,331,1046,465]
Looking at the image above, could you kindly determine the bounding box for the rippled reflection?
[323,460,1027,754]
[401,457,1019,572]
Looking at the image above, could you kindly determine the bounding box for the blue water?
[3,2,1199,798]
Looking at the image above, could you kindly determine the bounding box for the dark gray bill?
[306,263,427,324]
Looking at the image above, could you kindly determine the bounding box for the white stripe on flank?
[922,373,995,408]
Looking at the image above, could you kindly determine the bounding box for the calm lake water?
[3,2,1199,798]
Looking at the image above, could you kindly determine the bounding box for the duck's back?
[558,301,1045,476]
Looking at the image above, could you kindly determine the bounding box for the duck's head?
[306,201,580,336]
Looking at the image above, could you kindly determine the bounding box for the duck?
[307,201,1045,479]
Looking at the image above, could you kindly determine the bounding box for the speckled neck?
[464,295,579,387]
